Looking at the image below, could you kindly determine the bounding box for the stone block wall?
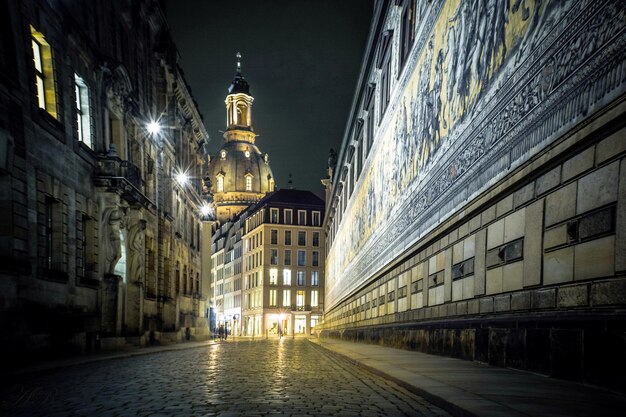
[321,121,626,391]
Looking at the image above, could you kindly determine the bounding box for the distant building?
[321,0,626,391]
[241,189,325,337]
[205,54,275,223]
[0,0,211,357]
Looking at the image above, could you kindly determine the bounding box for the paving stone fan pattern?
[0,339,450,417]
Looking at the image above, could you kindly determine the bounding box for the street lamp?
[147,120,161,135]
[175,171,189,186]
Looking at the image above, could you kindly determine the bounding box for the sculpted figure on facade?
[103,207,124,275]
[127,218,147,283]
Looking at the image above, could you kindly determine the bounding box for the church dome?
[206,52,275,223]
[207,141,274,197]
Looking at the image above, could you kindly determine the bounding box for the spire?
[228,51,250,95]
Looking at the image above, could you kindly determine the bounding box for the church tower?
[206,53,275,223]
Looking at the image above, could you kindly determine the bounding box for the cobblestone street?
[0,339,450,417]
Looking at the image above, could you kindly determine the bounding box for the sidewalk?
[311,338,626,417]
[2,339,218,378]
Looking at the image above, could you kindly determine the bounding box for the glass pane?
[32,40,42,71]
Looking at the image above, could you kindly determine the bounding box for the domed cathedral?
[206,53,275,223]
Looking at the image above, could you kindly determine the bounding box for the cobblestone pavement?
[0,339,451,417]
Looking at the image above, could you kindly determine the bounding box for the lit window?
[74,74,92,148]
[297,290,305,308]
[31,25,57,118]
[245,174,253,191]
[217,175,224,192]
[311,290,318,307]
[297,271,305,286]
[283,269,291,286]
[297,250,306,267]
[269,289,277,306]
[311,271,319,286]
[283,289,291,307]
[269,268,278,285]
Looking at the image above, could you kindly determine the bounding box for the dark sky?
[164,0,374,195]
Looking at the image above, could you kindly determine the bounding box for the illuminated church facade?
[321,0,626,391]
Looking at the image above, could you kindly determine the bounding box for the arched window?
[245,174,253,191]
[217,174,224,192]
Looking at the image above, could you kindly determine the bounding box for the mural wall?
[326,0,626,310]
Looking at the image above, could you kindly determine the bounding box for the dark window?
[298,231,306,246]
[298,210,306,225]
[399,0,417,71]
[367,96,375,152]
[271,229,278,245]
[298,250,306,267]
[270,249,278,265]
[312,232,320,247]
[284,250,291,266]
[452,258,475,280]
[284,230,292,245]
[312,251,319,267]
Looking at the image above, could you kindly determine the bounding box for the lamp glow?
[176,172,189,185]
[200,205,212,216]
[147,121,161,135]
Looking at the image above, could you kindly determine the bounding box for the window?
[298,231,306,246]
[269,268,278,285]
[270,208,279,223]
[311,271,319,286]
[271,229,278,245]
[283,290,291,307]
[312,232,320,247]
[297,250,306,267]
[270,249,278,265]
[311,290,318,307]
[378,31,393,117]
[217,175,224,192]
[270,289,277,306]
[297,270,305,286]
[44,197,55,269]
[284,209,293,225]
[296,291,305,309]
[366,85,376,153]
[298,210,306,225]
[400,0,417,70]
[312,211,321,226]
[283,269,292,286]
[312,251,319,267]
[74,74,92,148]
[245,175,252,191]
[311,315,319,329]
[284,230,292,245]
[31,26,57,118]
[284,250,291,266]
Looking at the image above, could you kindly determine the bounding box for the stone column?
[124,209,146,336]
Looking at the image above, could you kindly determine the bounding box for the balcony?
[94,155,155,210]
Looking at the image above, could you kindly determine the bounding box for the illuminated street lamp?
[200,205,212,217]
[175,171,189,185]
[147,120,161,135]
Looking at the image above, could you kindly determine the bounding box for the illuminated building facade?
[321,0,626,390]
[241,189,325,337]
[0,0,211,358]
[205,55,275,223]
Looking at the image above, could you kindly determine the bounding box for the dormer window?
[216,173,225,192]
[244,173,253,191]
[220,150,227,159]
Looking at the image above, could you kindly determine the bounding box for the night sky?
[164,0,374,195]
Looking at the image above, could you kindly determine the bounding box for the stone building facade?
[321,0,626,391]
[0,0,211,359]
